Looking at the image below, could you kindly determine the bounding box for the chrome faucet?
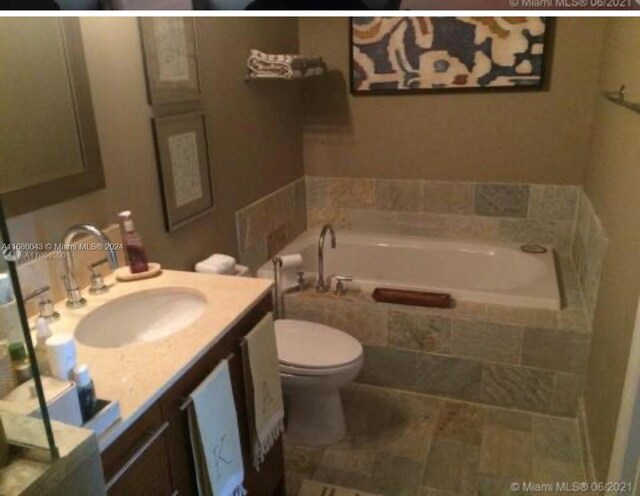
[316,224,336,293]
[61,224,119,308]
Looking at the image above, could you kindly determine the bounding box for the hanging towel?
[241,313,284,470]
[189,359,247,496]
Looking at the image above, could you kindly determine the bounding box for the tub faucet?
[316,224,336,293]
[61,224,119,308]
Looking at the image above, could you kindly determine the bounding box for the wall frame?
[152,112,214,232]
[139,18,201,106]
[350,17,553,96]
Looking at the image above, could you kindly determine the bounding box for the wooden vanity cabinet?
[101,295,286,496]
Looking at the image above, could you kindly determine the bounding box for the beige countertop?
[36,269,273,450]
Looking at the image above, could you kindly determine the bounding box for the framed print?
[152,112,214,232]
[139,18,201,105]
[351,17,552,95]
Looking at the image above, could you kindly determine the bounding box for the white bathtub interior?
[259,230,561,310]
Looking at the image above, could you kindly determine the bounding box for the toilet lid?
[275,319,363,369]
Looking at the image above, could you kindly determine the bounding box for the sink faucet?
[61,224,119,308]
[316,224,336,293]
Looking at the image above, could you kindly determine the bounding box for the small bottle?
[34,317,52,376]
[118,210,149,274]
[73,363,97,423]
[8,342,32,385]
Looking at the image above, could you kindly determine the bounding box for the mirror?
[0,18,104,218]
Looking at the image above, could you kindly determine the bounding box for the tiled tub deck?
[285,383,590,496]
[284,254,591,418]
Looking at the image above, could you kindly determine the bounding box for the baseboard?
[578,399,597,484]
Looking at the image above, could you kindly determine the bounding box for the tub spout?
[316,224,336,293]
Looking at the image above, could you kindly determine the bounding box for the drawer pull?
[105,421,170,491]
[178,352,235,412]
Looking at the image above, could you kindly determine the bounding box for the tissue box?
[0,376,83,427]
[83,399,121,438]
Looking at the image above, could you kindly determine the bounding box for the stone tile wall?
[285,255,591,417]
[572,188,609,320]
[235,178,307,271]
[235,177,607,418]
[306,177,579,255]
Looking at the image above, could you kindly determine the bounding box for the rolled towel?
[247,49,325,79]
[195,254,237,275]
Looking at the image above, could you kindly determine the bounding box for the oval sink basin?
[75,288,207,349]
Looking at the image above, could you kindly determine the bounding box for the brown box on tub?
[372,288,453,308]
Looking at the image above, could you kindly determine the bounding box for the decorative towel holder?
[602,85,640,115]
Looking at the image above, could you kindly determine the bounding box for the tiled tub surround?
[285,255,591,417]
[235,178,307,271]
[306,177,580,256]
[572,189,609,320]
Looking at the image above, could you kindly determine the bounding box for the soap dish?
[115,263,162,282]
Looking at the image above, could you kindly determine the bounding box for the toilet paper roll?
[278,254,303,269]
[45,334,77,381]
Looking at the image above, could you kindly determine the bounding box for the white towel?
[195,254,237,275]
[189,360,247,496]
[241,313,284,470]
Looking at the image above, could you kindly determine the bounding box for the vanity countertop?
[39,269,273,451]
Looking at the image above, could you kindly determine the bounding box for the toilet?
[275,319,363,446]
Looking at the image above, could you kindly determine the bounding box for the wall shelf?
[602,86,640,116]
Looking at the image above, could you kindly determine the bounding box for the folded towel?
[195,254,237,275]
[189,359,247,496]
[247,49,326,80]
[241,313,284,470]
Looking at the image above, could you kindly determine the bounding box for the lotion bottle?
[73,364,97,423]
[118,210,149,274]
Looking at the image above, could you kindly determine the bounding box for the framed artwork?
[350,17,552,95]
[152,112,214,232]
[139,18,201,105]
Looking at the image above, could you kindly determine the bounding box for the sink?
[75,288,207,349]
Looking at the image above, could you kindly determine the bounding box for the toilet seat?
[275,319,363,376]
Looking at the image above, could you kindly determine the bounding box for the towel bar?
[178,352,235,412]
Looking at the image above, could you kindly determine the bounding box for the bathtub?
[258,230,561,310]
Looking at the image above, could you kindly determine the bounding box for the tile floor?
[284,383,591,496]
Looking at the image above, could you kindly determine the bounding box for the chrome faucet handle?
[88,258,110,295]
[334,275,353,296]
[24,285,60,322]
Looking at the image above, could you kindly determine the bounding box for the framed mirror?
[0,19,104,218]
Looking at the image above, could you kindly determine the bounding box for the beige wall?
[7,17,303,271]
[583,18,640,480]
[299,18,605,185]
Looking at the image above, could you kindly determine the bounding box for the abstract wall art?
[351,17,551,94]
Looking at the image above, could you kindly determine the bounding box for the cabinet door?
[105,421,173,496]
[102,404,175,496]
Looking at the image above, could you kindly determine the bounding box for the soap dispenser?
[118,210,149,274]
